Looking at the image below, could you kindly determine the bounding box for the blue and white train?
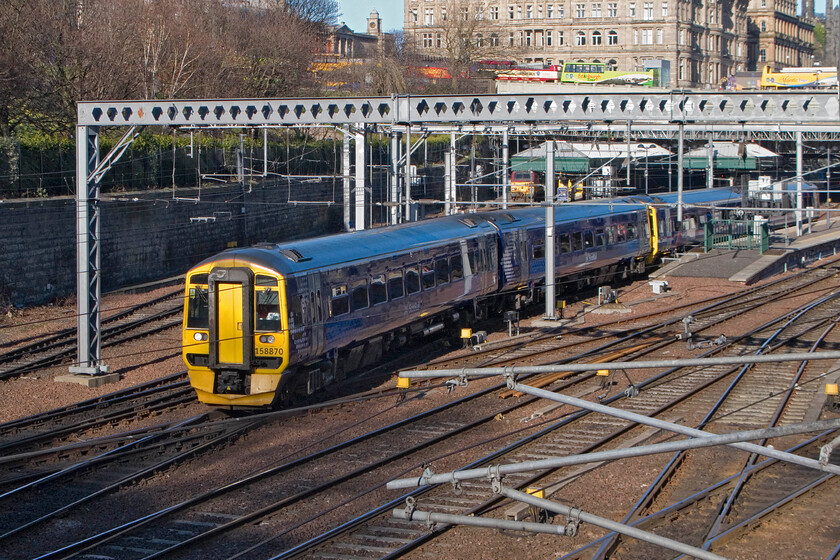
[182,188,742,407]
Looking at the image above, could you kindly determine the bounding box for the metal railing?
[704,219,770,253]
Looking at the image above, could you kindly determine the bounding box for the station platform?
[650,216,840,284]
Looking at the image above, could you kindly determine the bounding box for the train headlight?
[193,332,208,342]
[259,335,275,344]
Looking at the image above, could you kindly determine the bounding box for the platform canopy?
[512,141,670,173]
[684,141,778,170]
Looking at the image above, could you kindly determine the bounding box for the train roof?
[193,200,648,276]
[649,187,742,206]
[190,189,739,277]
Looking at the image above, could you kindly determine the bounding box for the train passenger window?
[627,224,637,240]
[450,255,464,281]
[560,233,571,253]
[572,232,584,251]
[595,228,606,246]
[290,295,304,327]
[406,267,421,294]
[190,273,209,285]
[388,271,404,300]
[422,263,436,290]
[436,258,450,284]
[583,231,594,248]
[330,285,349,317]
[467,250,477,274]
[616,226,626,242]
[186,287,209,329]
[533,239,545,259]
[351,280,369,311]
[256,289,281,331]
[370,275,387,305]
[256,275,278,287]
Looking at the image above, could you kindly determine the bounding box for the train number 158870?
[255,347,283,356]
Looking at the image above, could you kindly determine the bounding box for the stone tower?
[366,8,382,36]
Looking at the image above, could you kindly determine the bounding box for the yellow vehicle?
[760,65,838,89]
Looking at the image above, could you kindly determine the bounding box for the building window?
[558,4,565,17]
[679,28,684,44]
[759,48,766,62]
[629,2,636,16]
[662,1,668,16]
[608,29,618,44]
[642,28,653,44]
[509,32,515,45]
[526,30,533,45]
[576,30,586,45]
[527,4,533,17]
[509,5,515,18]
[633,29,638,43]
[461,7,469,20]
[558,30,564,44]
[576,3,586,17]
[547,4,554,17]
[592,2,602,16]
[538,5,543,17]
[441,6,447,20]
[547,29,553,45]
[761,0,766,5]
[490,6,499,19]
[422,33,433,47]
[760,20,766,32]
[517,5,522,18]
[592,30,602,44]
[643,2,653,19]
[608,2,617,16]
[436,33,442,47]
[424,7,433,25]
[410,9,417,22]
[656,28,663,43]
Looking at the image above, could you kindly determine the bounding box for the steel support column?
[343,129,351,231]
[796,129,804,236]
[707,133,714,189]
[502,129,510,210]
[390,131,399,225]
[354,128,366,230]
[405,125,412,221]
[677,122,685,222]
[544,140,556,320]
[71,125,109,375]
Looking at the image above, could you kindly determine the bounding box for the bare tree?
[286,0,339,26]
[409,0,516,91]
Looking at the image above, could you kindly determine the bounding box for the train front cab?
[183,262,290,407]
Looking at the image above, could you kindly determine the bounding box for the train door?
[306,272,326,356]
[208,267,254,371]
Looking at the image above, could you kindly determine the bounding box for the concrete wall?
[0,179,343,307]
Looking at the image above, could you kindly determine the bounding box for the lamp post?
[638,143,656,194]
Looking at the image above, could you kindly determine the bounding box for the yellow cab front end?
[182,260,290,407]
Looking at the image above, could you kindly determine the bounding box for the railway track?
[272,274,840,560]
[9,266,836,560]
[0,289,183,380]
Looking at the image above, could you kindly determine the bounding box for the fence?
[704,219,770,253]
